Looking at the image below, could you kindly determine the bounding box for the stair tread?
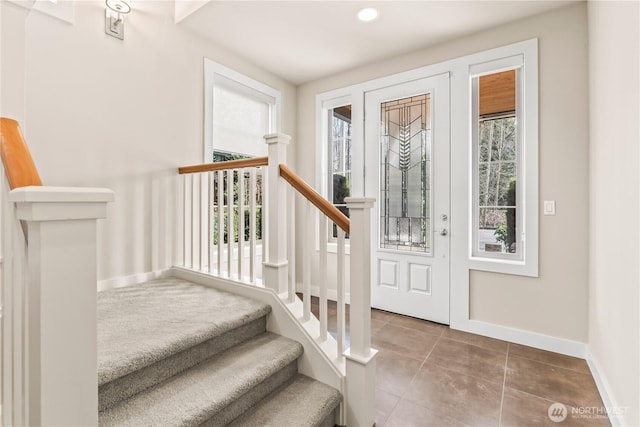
[229,374,342,427]
[99,332,303,426]
[98,278,271,385]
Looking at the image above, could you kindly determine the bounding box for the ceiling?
[178,1,575,85]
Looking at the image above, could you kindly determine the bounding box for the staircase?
[97,277,341,426]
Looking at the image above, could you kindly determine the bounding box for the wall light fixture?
[105,0,131,40]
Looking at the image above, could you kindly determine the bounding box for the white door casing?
[364,73,450,324]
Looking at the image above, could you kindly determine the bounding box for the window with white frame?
[328,104,352,238]
[469,52,537,272]
[204,58,281,162]
[203,59,280,248]
[472,67,520,258]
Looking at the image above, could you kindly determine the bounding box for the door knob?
[439,229,448,236]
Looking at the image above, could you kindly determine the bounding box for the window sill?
[468,255,538,277]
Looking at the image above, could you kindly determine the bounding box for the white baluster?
[226,170,233,278]
[337,228,346,356]
[200,172,208,271]
[217,170,224,276]
[319,214,328,341]
[249,168,257,284]
[183,174,192,268]
[238,169,245,281]
[303,199,312,321]
[287,185,296,302]
[208,172,214,274]
[192,172,200,270]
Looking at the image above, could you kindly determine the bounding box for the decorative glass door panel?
[379,95,432,253]
[365,74,450,324]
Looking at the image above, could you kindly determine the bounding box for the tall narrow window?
[472,63,522,259]
[328,105,352,237]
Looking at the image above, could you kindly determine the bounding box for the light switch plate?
[544,200,556,215]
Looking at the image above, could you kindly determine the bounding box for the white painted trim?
[9,186,114,203]
[315,41,540,341]
[315,92,356,199]
[174,0,209,24]
[449,40,539,337]
[585,348,626,427]
[466,40,539,277]
[97,269,172,292]
[453,318,586,358]
[32,0,74,24]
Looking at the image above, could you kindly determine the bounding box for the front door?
[364,74,450,324]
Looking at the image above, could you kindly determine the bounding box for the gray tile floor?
[307,297,610,427]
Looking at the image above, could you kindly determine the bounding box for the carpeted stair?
[98,278,341,426]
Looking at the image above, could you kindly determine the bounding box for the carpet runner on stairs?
[98,278,341,426]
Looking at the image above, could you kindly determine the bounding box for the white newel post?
[10,186,114,427]
[263,133,290,294]
[344,197,377,427]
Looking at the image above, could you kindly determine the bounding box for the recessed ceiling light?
[357,7,379,22]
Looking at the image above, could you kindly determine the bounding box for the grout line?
[498,342,510,427]
[507,353,591,375]
[418,333,442,370]
[376,388,403,427]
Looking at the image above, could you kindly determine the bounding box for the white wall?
[297,3,590,342]
[1,2,29,124]
[588,1,640,425]
[15,0,296,283]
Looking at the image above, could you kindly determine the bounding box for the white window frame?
[203,58,281,162]
[316,92,358,253]
[464,42,539,277]
[470,56,523,261]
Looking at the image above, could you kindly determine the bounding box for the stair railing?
[177,156,268,282]
[177,133,377,427]
[0,117,113,427]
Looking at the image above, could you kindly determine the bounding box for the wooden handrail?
[178,156,349,232]
[279,164,350,233]
[178,156,269,174]
[0,118,42,189]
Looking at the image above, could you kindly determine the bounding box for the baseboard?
[97,269,172,291]
[455,319,587,358]
[585,347,627,427]
[301,286,585,358]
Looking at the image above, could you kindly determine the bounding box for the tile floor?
[308,298,610,427]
